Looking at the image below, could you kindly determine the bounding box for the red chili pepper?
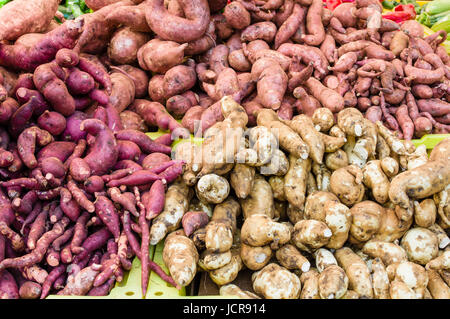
[326,0,342,10]
[382,11,413,23]
[382,4,416,23]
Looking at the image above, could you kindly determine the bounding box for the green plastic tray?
[47,242,156,299]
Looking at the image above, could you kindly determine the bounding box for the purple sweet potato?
[78,56,112,94]
[37,141,76,163]
[0,98,19,124]
[94,196,120,240]
[0,270,19,299]
[84,176,105,194]
[115,129,171,154]
[67,179,95,213]
[55,48,79,68]
[142,179,165,220]
[9,96,38,138]
[117,140,141,162]
[182,211,209,237]
[66,67,96,96]
[17,127,53,169]
[37,111,66,136]
[0,19,84,72]
[107,187,138,217]
[33,62,75,116]
[60,188,80,222]
[81,119,119,175]
[39,156,65,180]
[106,169,163,187]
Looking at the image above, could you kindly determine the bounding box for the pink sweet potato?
[40,264,65,299]
[78,56,112,94]
[76,228,112,262]
[119,110,148,132]
[224,1,251,30]
[145,0,210,43]
[68,212,90,255]
[27,209,48,250]
[63,112,89,142]
[67,179,95,213]
[241,21,277,43]
[137,39,187,74]
[141,153,171,170]
[106,2,151,33]
[0,0,60,42]
[163,64,197,99]
[55,48,79,68]
[148,74,166,104]
[257,64,288,110]
[19,280,42,299]
[417,99,450,117]
[109,71,136,113]
[114,65,149,99]
[9,96,39,138]
[107,187,138,217]
[108,27,150,65]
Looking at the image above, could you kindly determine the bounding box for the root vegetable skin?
[162,231,198,288]
[0,19,84,72]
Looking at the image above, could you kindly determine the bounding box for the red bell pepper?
[382,4,416,23]
[326,0,342,10]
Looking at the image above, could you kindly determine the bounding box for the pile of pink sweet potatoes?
[0,0,449,299]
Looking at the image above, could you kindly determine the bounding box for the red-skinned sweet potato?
[81,119,119,175]
[145,0,210,43]
[0,19,84,72]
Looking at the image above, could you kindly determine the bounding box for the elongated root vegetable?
[162,230,198,288]
[0,19,84,72]
[150,180,192,245]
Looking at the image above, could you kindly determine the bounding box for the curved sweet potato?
[145,0,210,43]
